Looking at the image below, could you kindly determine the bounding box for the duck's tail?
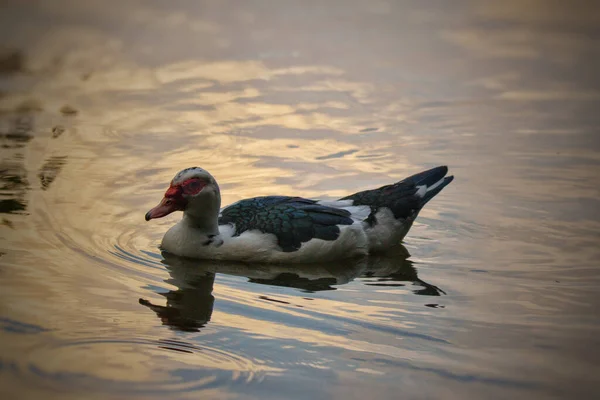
[409,166,454,207]
[338,166,453,250]
[340,165,454,223]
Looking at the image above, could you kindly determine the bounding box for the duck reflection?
[140,245,444,332]
[139,270,215,332]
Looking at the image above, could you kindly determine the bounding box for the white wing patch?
[344,205,372,222]
[426,178,446,192]
[316,199,354,207]
[416,177,445,198]
[316,199,371,223]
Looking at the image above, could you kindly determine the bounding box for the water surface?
[1,1,599,399]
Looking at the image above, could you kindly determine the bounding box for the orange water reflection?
[1,0,599,399]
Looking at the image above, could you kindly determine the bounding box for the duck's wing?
[340,166,454,225]
[219,196,356,252]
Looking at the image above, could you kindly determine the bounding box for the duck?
[145,166,453,263]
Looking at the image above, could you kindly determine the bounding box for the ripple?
[8,335,268,395]
[0,318,50,335]
[52,218,166,280]
[109,244,164,271]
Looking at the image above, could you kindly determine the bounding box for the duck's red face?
[145,178,207,221]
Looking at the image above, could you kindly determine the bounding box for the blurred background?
[0,1,599,399]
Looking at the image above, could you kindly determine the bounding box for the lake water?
[1,1,599,399]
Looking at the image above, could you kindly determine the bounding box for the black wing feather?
[219,196,354,252]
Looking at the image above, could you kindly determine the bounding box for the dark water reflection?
[141,247,443,333]
[1,0,599,399]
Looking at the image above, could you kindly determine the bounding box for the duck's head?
[145,167,221,222]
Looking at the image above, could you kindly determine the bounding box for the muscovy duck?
[145,166,453,263]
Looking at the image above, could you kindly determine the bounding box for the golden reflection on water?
[1,0,599,399]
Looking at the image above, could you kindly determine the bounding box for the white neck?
[181,186,221,235]
[181,209,219,234]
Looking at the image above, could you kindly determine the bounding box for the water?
[1,1,599,398]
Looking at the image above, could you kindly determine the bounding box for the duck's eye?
[182,178,205,195]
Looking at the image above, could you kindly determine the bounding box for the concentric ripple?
[8,335,270,396]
